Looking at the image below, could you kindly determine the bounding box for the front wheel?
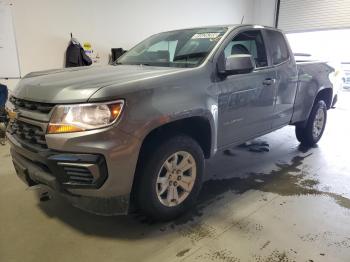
[295,100,327,147]
[135,135,204,221]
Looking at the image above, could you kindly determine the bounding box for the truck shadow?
[36,137,347,240]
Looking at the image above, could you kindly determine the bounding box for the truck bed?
[291,60,334,124]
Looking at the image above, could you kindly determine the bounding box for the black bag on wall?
[65,41,92,68]
[111,48,127,63]
[0,84,8,108]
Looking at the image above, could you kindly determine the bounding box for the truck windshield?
[116,27,228,68]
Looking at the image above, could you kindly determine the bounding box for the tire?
[295,100,327,147]
[0,122,6,145]
[331,94,338,108]
[135,135,204,221]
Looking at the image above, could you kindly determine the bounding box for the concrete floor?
[1,92,350,262]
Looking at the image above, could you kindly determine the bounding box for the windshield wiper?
[113,62,152,66]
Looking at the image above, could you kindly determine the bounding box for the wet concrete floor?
[1,91,350,262]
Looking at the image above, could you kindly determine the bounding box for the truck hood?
[13,65,184,103]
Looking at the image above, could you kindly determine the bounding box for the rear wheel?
[135,135,204,221]
[331,94,338,108]
[295,100,327,147]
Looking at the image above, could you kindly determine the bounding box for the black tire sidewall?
[136,135,204,220]
[297,100,327,146]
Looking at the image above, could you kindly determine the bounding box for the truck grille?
[8,119,47,149]
[9,96,54,114]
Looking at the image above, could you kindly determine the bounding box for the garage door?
[277,0,350,32]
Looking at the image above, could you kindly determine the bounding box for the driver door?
[216,30,276,148]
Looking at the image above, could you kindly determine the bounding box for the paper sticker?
[192,33,221,40]
[83,42,92,51]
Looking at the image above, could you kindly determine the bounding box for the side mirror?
[223,54,255,75]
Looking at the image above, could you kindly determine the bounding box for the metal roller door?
[277,0,350,32]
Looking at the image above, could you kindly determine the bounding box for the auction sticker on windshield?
[192,33,221,39]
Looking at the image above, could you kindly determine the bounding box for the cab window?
[223,30,268,68]
[266,30,290,65]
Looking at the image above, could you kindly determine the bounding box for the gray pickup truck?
[6,25,334,220]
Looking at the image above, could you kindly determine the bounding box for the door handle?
[263,78,276,86]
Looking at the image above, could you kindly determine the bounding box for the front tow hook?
[27,185,52,202]
[39,191,51,202]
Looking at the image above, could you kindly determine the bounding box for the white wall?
[253,0,276,27]
[2,0,257,90]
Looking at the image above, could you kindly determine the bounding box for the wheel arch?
[292,83,333,127]
[129,115,214,211]
[315,87,333,109]
[138,116,214,160]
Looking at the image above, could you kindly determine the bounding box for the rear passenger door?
[265,30,298,128]
[216,29,277,147]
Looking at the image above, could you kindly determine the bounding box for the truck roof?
[162,24,282,33]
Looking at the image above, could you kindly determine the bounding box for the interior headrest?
[231,44,250,55]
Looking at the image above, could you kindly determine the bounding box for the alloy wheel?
[156,151,197,207]
[312,108,325,139]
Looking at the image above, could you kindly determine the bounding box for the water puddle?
[175,153,350,225]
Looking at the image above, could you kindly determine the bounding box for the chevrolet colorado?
[6,25,334,220]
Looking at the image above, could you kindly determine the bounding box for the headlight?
[47,100,124,134]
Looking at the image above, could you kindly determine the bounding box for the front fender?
[121,99,219,158]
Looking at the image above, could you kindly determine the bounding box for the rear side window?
[266,30,290,65]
